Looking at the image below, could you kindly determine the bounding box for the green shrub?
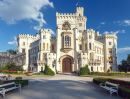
[93,78,130,98]
[44,64,55,76]
[78,65,90,76]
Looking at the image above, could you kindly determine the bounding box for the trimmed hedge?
[0,80,28,91]
[90,72,130,76]
[13,80,28,87]
[78,65,90,76]
[44,64,55,76]
[0,80,28,87]
[93,78,130,98]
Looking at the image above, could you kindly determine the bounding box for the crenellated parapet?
[17,34,37,39]
[83,29,95,34]
[0,52,11,58]
[97,34,117,40]
[39,29,51,34]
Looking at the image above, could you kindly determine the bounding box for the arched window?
[89,43,91,49]
[47,43,48,50]
[64,35,71,46]
[89,53,91,60]
[67,37,69,45]
[65,37,67,45]
[43,53,44,60]
[43,43,45,49]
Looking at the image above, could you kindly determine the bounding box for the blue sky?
[0,0,130,64]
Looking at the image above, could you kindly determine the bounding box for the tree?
[118,59,129,73]
[6,49,16,55]
[127,54,130,71]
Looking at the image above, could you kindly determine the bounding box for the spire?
[43,25,44,30]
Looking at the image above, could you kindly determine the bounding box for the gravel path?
[4,73,122,99]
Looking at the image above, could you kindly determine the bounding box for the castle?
[2,7,118,73]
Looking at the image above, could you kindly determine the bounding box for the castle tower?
[39,29,51,61]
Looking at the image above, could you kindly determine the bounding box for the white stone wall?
[15,7,118,73]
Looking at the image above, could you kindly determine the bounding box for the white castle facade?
[12,7,118,73]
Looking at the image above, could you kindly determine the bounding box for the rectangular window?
[91,67,93,71]
[109,48,112,53]
[43,53,44,60]
[79,45,82,50]
[23,42,25,46]
[109,42,111,45]
[79,23,82,27]
[85,43,87,50]
[22,49,25,53]
[89,43,91,49]
[47,43,48,50]
[100,67,102,71]
[52,45,54,50]
[79,30,82,33]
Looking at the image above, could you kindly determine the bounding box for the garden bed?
[93,78,130,98]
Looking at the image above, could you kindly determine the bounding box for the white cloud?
[103,30,125,35]
[114,19,130,26]
[0,0,54,30]
[46,29,55,35]
[101,22,106,25]
[103,31,109,34]
[8,36,17,45]
[117,47,130,53]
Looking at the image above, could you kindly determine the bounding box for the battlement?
[97,34,117,40]
[39,29,51,34]
[75,7,84,12]
[56,12,76,16]
[83,29,95,33]
[0,52,12,57]
[17,34,37,39]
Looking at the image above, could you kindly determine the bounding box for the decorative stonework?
[62,22,71,30]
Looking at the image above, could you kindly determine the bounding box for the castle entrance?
[62,57,71,73]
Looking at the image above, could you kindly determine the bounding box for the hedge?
[93,78,130,98]
[0,80,28,91]
[0,80,28,87]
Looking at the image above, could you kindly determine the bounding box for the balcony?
[33,60,46,66]
[61,46,72,53]
[88,60,101,66]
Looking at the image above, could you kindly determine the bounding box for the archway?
[59,55,74,73]
[62,57,71,73]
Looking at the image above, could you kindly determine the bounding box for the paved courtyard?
[5,74,124,99]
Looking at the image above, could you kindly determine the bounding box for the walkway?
[5,73,121,99]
